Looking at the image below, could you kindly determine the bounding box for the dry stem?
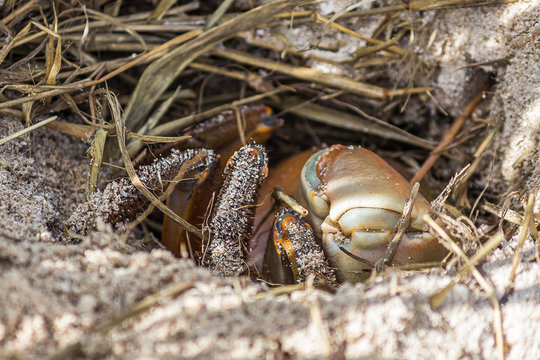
[425,216,505,360]
[502,193,536,300]
[412,79,493,184]
[108,91,203,238]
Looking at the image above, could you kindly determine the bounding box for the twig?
[135,86,183,137]
[502,193,535,301]
[275,0,518,20]
[189,61,271,92]
[482,202,525,226]
[254,283,305,299]
[425,216,506,360]
[108,92,203,238]
[212,48,432,99]
[430,164,471,213]
[147,0,179,22]
[338,246,375,268]
[2,1,41,25]
[452,124,500,209]
[87,128,107,194]
[411,79,493,184]
[273,187,308,216]
[204,0,234,30]
[0,116,57,146]
[234,107,247,146]
[375,182,420,273]
[313,13,409,57]
[394,261,443,270]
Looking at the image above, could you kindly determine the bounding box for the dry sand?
[1,1,539,359]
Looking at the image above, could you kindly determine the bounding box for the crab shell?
[297,145,446,282]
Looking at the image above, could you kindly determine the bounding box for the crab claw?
[298,145,446,282]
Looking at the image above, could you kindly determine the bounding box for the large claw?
[298,145,446,282]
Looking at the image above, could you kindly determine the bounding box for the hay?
[0,1,538,359]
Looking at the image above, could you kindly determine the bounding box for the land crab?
[67,104,448,285]
[147,105,447,284]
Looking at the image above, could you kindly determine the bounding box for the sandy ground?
[1,1,540,359]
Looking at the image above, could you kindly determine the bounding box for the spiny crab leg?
[204,144,269,277]
[161,105,281,259]
[263,208,335,284]
[67,148,217,237]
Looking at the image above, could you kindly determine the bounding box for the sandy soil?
[1,1,539,359]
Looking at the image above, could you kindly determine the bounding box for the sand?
[1,1,539,359]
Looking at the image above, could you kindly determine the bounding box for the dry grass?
[0,2,537,359]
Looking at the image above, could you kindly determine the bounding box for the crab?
[67,104,445,284]
[151,106,447,284]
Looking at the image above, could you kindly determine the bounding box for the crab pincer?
[296,145,447,282]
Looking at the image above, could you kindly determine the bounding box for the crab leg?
[67,148,216,237]
[251,149,318,267]
[205,145,269,277]
[263,208,335,284]
[161,105,280,259]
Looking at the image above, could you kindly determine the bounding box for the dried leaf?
[0,22,31,65]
